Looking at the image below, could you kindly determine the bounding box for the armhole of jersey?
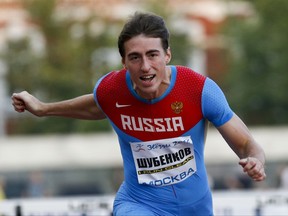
[201,78,234,127]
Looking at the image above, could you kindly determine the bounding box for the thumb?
[239,157,249,168]
[12,92,26,101]
[12,93,20,99]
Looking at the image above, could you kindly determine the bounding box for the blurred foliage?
[223,0,288,125]
[4,0,191,134]
[5,0,118,134]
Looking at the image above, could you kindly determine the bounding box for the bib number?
[130,136,197,187]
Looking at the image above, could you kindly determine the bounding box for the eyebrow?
[127,49,160,58]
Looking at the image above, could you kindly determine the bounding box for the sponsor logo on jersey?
[116,102,131,108]
[121,114,184,132]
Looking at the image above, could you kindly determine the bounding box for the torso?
[94,65,213,213]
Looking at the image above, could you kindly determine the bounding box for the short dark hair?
[118,12,170,58]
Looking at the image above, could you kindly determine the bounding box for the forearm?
[217,114,266,181]
[12,92,106,120]
[218,115,265,164]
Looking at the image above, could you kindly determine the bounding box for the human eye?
[128,55,140,62]
[148,51,159,59]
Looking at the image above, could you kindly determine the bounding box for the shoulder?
[202,78,233,126]
[176,65,205,76]
[99,68,126,84]
[95,69,126,90]
[93,68,127,100]
[175,65,206,83]
[174,65,207,93]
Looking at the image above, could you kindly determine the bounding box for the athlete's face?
[122,34,171,100]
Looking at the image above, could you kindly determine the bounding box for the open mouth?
[140,74,156,82]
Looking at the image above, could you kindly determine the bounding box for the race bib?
[130,136,197,187]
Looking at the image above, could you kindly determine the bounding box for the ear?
[122,58,126,69]
[165,47,172,64]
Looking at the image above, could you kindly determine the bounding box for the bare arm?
[11,91,106,120]
[217,114,266,181]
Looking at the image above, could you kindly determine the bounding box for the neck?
[134,66,171,100]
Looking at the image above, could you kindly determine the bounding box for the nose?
[141,57,151,72]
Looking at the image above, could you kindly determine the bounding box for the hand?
[11,91,45,116]
[239,157,266,181]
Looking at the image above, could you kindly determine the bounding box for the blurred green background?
[3,0,288,135]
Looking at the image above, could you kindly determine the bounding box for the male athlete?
[12,12,266,215]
